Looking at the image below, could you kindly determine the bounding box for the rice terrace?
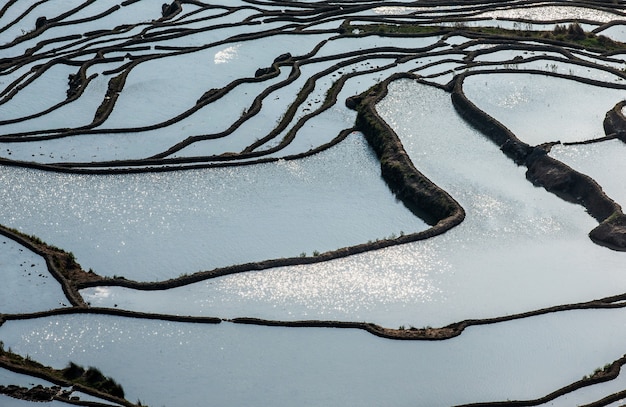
[3,0,626,405]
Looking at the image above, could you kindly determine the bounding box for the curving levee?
[3,1,626,406]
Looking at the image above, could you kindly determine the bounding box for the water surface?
[82,81,626,329]
[0,133,427,281]
[2,309,626,407]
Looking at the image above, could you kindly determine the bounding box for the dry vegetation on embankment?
[4,13,626,406]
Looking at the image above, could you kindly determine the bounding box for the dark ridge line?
[491,17,603,26]
[458,55,576,75]
[227,317,461,340]
[75,221,455,292]
[55,75,465,289]
[0,134,347,175]
[457,66,626,91]
[0,0,48,36]
[259,5,378,25]
[0,0,98,51]
[0,357,138,407]
[0,26,344,141]
[146,45,327,159]
[0,225,87,307]
[0,5,322,84]
[1,0,624,405]
[450,69,626,250]
[0,307,221,325]
[14,42,356,147]
[138,17,267,45]
[594,18,626,35]
[463,53,626,84]
[0,53,124,105]
[0,72,98,126]
[18,33,84,58]
[461,41,578,61]
[0,222,155,310]
[0,124,355,175]
[292,17,361,33]
[448,28,625,56]
[1,6,620,150]
[228,291,626,340]
[0,57,70,103]
[408,57,465,78]
[90,72,127,125]
[242,53,406,155]
[3,17,600,138]
[0,0,22,20]
[453,355,626,407]
[0,384,121,406]
[157,16,238,36]
[44,5,123,31]
[3,288,626,343]
[578,48,626,65]
[2,50,432,168]
[0,282,621,333]
[171,4,237,25]
[12,4,125,59]
[587,101,626,250]
[22,27,149,67]
[603,100,626,139]
[146,66,303,159]
[302,43,448,66]
[579,386,626,407]
[0,54,260,140]
[562,134,618,145]
[350,71,466,224]
[0,3,620,264]
[0,24,139,73]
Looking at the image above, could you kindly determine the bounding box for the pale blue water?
[2,308,626,407]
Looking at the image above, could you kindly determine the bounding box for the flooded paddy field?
[2,0,626,406]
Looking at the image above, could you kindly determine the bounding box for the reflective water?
[82,81,626,329]
[550,140,626,208]
[0,133,427,281]
[3,2,626,406]
[0,368,53,388]
[2,309,626,407]
[475,6,621,22]
[0,238,67,313]
[0,396,69,407]
[462,73,626,145]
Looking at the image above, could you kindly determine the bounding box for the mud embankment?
[451,71,626,251]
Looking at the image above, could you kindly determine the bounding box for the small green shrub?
[63,363,125,398]
[62,362,85,380]
[85,367,106,384]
